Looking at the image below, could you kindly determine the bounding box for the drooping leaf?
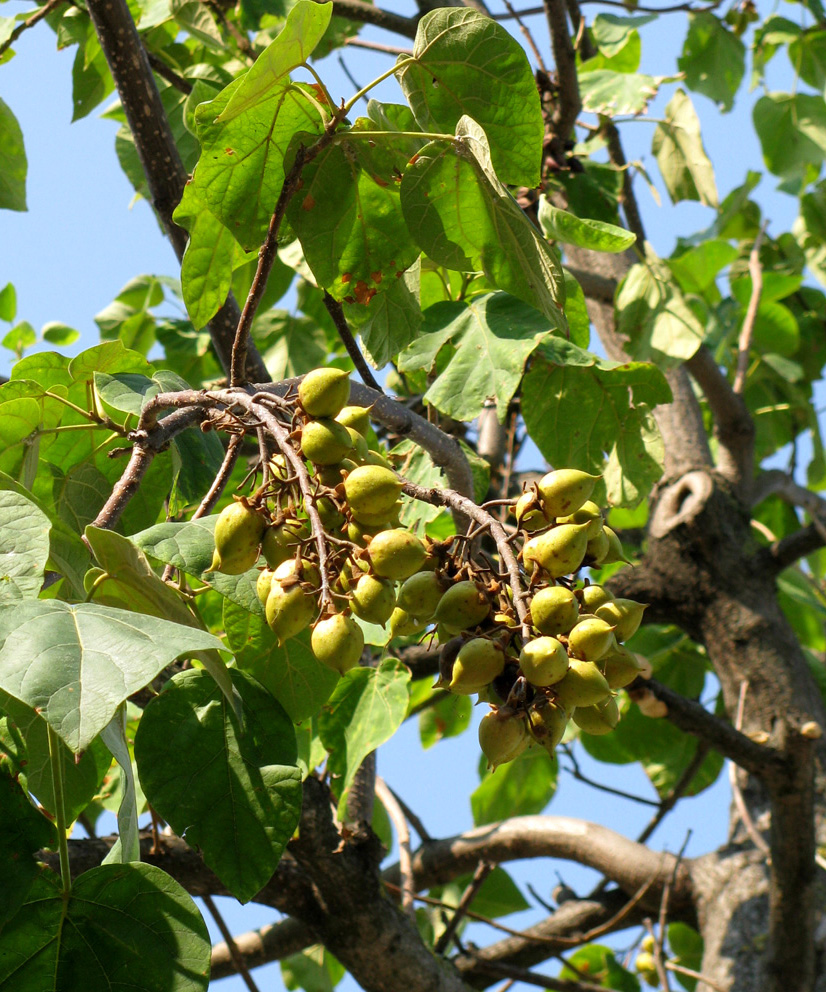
[0,863,211,991]
[667,240,738,295]
[0,772,56,927]
[398,293,556,422]
[287,122,418,302]
[319,659,410,809]
[521,338,671,507]
[396,7,543,186]
[0,490,50,603]
[135,669,301,903]
[401,118,566,334]
[678,11,745,112]
[590,13,656,56]
[0,599,228,752]
[100,704,140,865]
[192,79,324,249]
[0,98,27,211]
[577,69,666,116]
[667,922,704,992]
[216,0,333,122]
[225,600,339,723]
[471,746,557,826]
[652,90,718,207]
[789,29,826,94]
[753,93,826,179]
[71,31,114,122]
[537,197,636,253]
[419,691,471,749]
[615,244,707,367]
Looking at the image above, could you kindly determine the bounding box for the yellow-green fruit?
[568,616,617,662]
[344,465,404,522]
[347,518,388,545]
[311,613,364,674]
[367,529,427,580]
[299,367,351,418]
[527,698,569,752]
[266,580,316,645]
[523,522,590,578]
[585,528,610,564]
[478,708,530,769]
[449,638,506,693]
[363,449,393,469]
[514,491,551,532]
[351,574,396,626]
[256,567,275,605]
[210,501,266,574]
[300,418,354,465]
[536,469,601,517]
[600,643,643,688]
[262,517,309,569]
[316,497,346,532]
[434,580,491,631]
[557,500,603,539]
[273,556,321,588]
[335,405,371,436]
[553,659,612,709]
[349,503,402,529]
[345,428,370,464]
[397,571,445,622]
[388,607,428,638]
[578,583,614,612]
[315,463,349,487]
[602,525,631,564]
[596,599,647,643]
[573,695,619,735]
[530,585,579,636]
[635,952,659,987]
[519,637,569,687]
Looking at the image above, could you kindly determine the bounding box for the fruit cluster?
[206,366,647,769]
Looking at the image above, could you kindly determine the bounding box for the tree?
[0,0,825,989]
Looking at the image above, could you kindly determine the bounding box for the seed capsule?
[299,367,351,418]
[513,490,551,532]
[572,695,619,735]
[449,638,506,694]
[388,607,428,638]
[434,580,491,631]
[553,659,612,709]
[523,522,591,578]
[262,517,309,569]
[344,465,404,522]
[568,617,617,662]
[600,643,644,688]
[526,697,569,752]
[529,585,579,636]
[536,469,601,517]
[266,580,316,645]
[557,500,603,539]
[367,529,427,580]
[335,405,371,436]
[478,707,530,769]
[519,637,569,687]
[256,567,275,605]
[596,599,647,643]
[311,613,364,674]
[351,574,396,626]
[397,570,445,622]
[300,418,354,465]
[210,501,266,575]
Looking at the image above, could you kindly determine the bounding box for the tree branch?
[211,916,314,980]
[323,294,384,393]
[331,0,418,38]
[85,0,268,381]
[733,224,767,395]
[544,0,580,142]
[0,0,67,58]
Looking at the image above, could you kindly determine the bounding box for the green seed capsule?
[529,585,579,636]
[210,501,266,575]
[311,613,364,674]
[300,418,354,465]
[519,637,569,687]
[478,707,530,769]
[523,522,591,578]
[536,469,601,518]
[299,367,351,418]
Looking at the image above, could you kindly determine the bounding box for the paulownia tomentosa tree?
[1,0,826,989]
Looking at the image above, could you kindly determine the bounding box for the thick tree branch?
[331,0,418,38]
[85,0,268,381]
[544,0,580,142]
[211,916,313,980]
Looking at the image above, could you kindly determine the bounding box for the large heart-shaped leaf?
[135,669,302,903]
[0,863,210,991]
[0,490,50,603]
[0,600,228,752]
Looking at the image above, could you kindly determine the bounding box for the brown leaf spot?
[302,194,316,211]
[371,271,383,284]
[341,273,352,284]
[353,281,376,305]
[225,148,235,155]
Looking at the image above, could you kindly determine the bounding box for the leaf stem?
[299,61,337,118]
[47,725,72,896]
[336,129,454,143]
[342,58,415,115]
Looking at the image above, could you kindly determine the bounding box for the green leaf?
[254,309,328,380]
[753,93,826,179]
[2,320,35,355]
[216,0,333,122]
[0,693,111,823]
[41,322,80,346]
[560,944,640,991]
[471,746,557,826]
[319,659,410,807]
[790,29,826,94]
[537,197,636,253]
[0,491,50,603]
[135,669,301,903]
[170,428,228,511]
[287,123,418,301]
[577,70,665,116]
[0,599,228,752]
[391,439,448,532]
[344,259,424,369]
[667,922,704,991]
[652,90,718,208]
[562,268,591,349]
[678,11,744,112]
[71,32,114,121]
[396,7,543,186]
[0,283,16,322]
[461,866,529,917]
[667,240,738,295]
[522,340,671,507]
[192,78,323,250]
[0,99,26,211]
[174,183,238,329]
[0,863,210,991]
[615,245,706,367]
[226,601,339,723]
[100,704,140,865]
[419,691,471,749]
[281,945,345,992]
[398,293,556,422]
[590,13,656,56]
[401,118,566,334]
[0,772,55,927]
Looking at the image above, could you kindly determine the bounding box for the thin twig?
[500,0,546,71]
[434,861,495,954]
[322,293,384,393]
[457,957,618,992]
[562,745,660,808]
[384,784,432,842]
[644,917,671,992]
[665,961,727,992]
[375,777,416,919]
[492,0,718,16]
[145,50,192,93]
[733,223,768,395]
[636,742,710,846]
[344,36,412,55]
[0,0,67,58]
[202,894,262,992]
[729,681,771,857]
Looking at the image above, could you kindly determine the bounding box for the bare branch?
[733,224,768,395]
[543,0,581,141]
[211,917,315,981]
[323,294,385,394]
[344,36,412,55]
[0,0,67,58]
[757,522,826,573]
[90,444,155,532]
[202,894,262,992]
[331,0,418,37]
[376,776,416,919]
[434,861,495,954]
